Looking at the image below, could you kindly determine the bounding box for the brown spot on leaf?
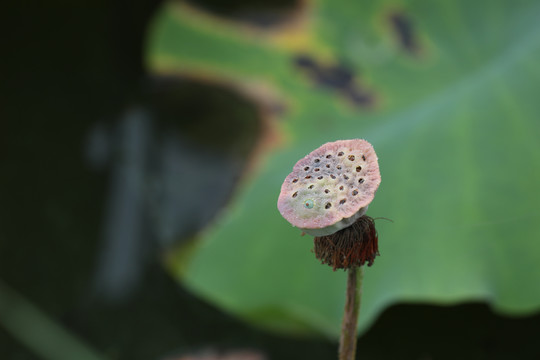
[347,89,376,107]
[293,54,376,108]
[185,0,305,29]
[389,12,420,54]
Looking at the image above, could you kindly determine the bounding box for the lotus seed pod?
[277,139,381,236]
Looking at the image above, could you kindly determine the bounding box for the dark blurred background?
[1,1,540,359]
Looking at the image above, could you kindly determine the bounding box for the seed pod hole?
[339,199,347,205]
[358,178,365,184]
[352,190,358,196]
[324,189,330,193]
[308,185,314,189]
[343,175,349,180]
[356,166,362,172]
[304,166,310,171]
[314,159,320,163]
[306,175,312,179]
[339,186,344,190]
[348,155,355,161]
[326,154,332,158]
[314,168,320,172]
[362,155,366,161]
[325,202,332,209]
[318,176,323,180]
[292,192,298,198]
[292,178,298,183]
[338,152,344,156]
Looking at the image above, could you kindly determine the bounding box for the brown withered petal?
[313,215,379,270]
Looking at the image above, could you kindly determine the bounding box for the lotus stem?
[339,266,363,360]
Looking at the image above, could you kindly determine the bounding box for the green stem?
[338,266,363,360]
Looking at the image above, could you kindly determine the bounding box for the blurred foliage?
[147,0,540,337]
[0,281,105,360]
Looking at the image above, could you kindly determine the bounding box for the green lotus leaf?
[146,0,540,337]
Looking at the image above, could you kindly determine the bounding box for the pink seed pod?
[277,139,381,236]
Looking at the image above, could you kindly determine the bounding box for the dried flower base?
[313,215,379,270]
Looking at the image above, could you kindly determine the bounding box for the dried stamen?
[313,215,379,270]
